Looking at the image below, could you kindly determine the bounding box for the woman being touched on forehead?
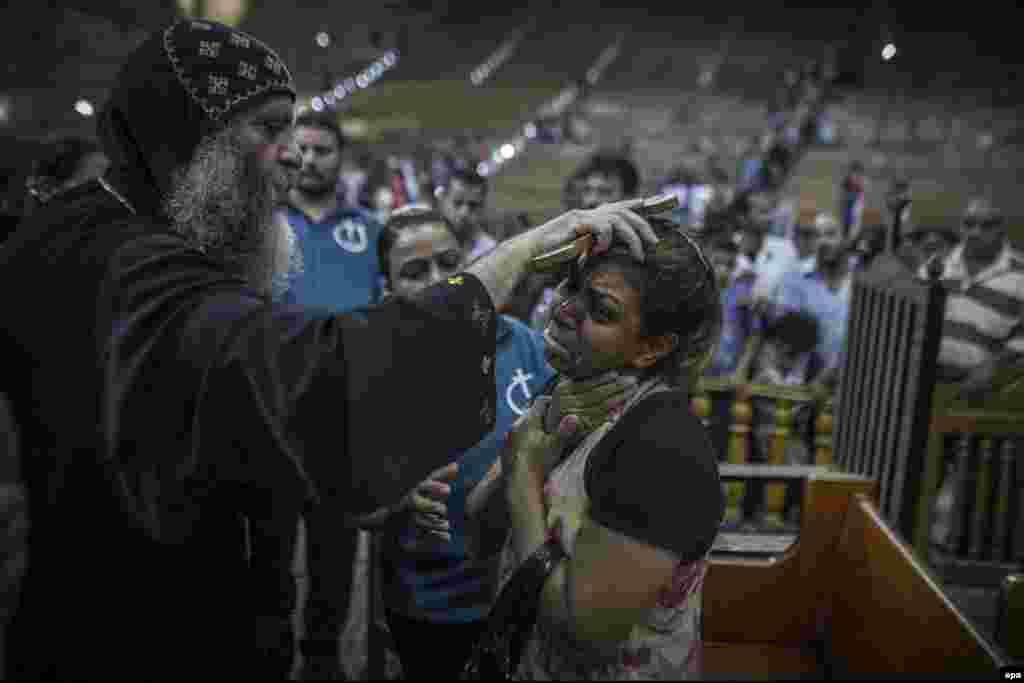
[467,215,726,680]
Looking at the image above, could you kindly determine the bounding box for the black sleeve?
[98,234,496,542]
[0,392,26,629]
[584,391,724,561]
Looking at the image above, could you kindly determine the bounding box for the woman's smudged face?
[542,261,649,379]
[387,222,463,298]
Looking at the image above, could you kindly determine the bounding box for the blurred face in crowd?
[579,171,625,210]
[165,95,299,295]
[852,229,882,263]
[737,226,764,259]
[292,124,343,197]
[759,338,803,379]
[373,185,395,223]
[439,177,487,240]
[910,229,956,264]
[386,220,464,298]
[814,214,844,267]
[708,245,738,288]
[960,199,1005,258]
[793,225,819,260]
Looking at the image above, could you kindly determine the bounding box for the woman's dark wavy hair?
[585,215,722,389]
[377,207,459,289]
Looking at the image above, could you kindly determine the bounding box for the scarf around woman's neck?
[553,375,673,474]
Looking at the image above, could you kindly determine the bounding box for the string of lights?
[477,36,623,178]
[310,49,401,113]
[470,20,536,86]
[470,34,522,86]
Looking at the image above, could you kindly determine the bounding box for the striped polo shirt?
[920,243,1024,379]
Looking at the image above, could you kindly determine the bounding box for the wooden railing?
[693,377,834,531]
[915,383,1024,587]
[711,464,841,557]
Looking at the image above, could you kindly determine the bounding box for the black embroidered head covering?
[97,18,296,215]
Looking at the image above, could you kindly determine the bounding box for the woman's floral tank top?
[498,379,709,680]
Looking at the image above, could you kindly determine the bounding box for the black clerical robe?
[0,181,496,681]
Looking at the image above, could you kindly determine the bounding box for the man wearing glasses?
[923,198,1024,400]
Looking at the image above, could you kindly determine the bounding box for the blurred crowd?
[6,48,1017,439]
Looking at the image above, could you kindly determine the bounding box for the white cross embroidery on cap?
[482,355,492,375]
[229,33,251,48]
[199,41,221,58]
[208,75,229,95]
[238,61,257,80]
[265,55,283,75]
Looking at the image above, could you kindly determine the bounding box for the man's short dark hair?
[764,311,819,356]
[444,168,488,196]
[705,230,739,254]
[577,153,640,197]
[294,111,345,149]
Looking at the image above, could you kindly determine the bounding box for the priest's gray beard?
[164,127,302,297]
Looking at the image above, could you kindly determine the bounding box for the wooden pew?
[825,495,1004,677]
[703,469,1009,679]
[704,468,874,678]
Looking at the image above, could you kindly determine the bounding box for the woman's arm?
[466,200,657,311]
[554,516,680,646]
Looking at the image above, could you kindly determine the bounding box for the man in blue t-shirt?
[278,111,382,311]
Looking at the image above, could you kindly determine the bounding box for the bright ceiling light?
[500,143,515,160]
[882,43,897,61]
[74,99,94,117]
[316,31,330,48]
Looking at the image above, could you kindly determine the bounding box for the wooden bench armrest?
[705,472,875,647]
[826,495,1006,675]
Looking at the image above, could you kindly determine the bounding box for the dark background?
[0,1,1019,183]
